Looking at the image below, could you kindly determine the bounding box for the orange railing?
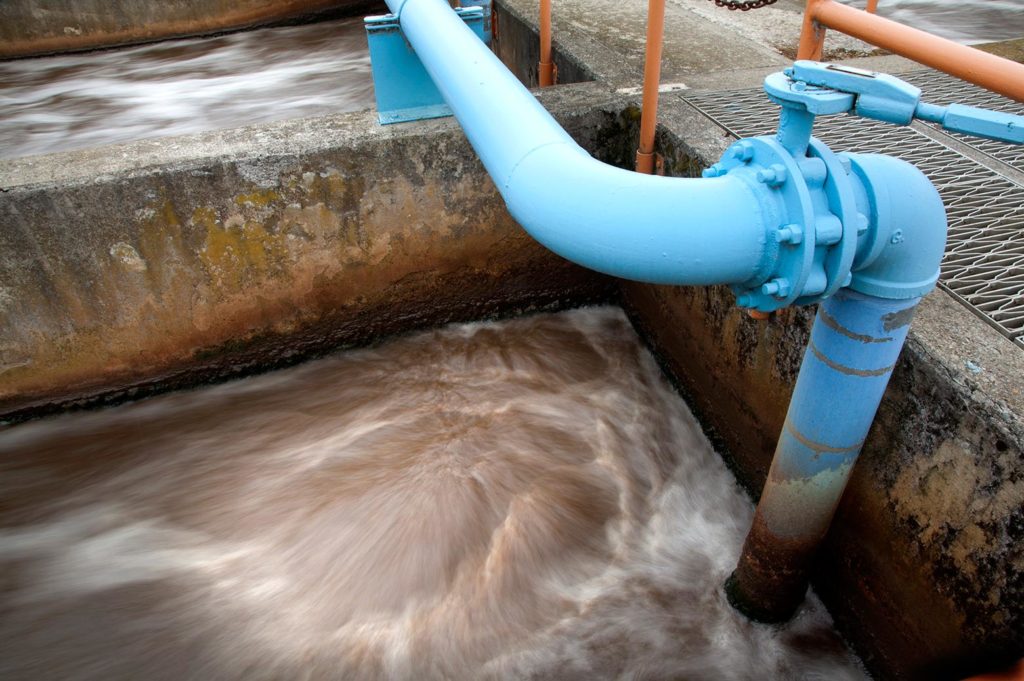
[540,0,1024,177]
[539,0,555,86]
[635,0,667,174]
[798,0,1024,103]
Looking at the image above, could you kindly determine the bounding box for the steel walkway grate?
[684,73,1024,349]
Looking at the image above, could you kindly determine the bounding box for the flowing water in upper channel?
[0,1,1021,159]
[0,17,375,160]
[0,308,867,680]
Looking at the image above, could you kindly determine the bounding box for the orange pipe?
[635,0,666,174]
[798,0,1024,103]
[539,0,554,87]
[865,0,878,13]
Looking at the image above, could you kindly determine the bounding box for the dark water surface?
[0,308,867,680]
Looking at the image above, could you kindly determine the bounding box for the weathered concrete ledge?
[0,82,635,423]
[0,0,384,59]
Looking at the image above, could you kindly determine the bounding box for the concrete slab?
[0,83,624,422]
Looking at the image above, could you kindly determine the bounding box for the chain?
[707,0,779,10]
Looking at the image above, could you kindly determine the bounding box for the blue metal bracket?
[779,61,1024,143]
[365,6,487,125]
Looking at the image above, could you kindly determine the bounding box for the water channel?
[0,308,868,679]
[0,2,1020,678]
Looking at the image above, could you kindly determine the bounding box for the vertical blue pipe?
[727,288,919,622]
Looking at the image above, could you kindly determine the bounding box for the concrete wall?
[0,84,624,423]
[618,96,1024,680]
[0,0,383,58]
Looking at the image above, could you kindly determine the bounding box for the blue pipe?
[727,154,946,623]
[379,0,952,622]
[384,0,774,286]
[726,290,919,621]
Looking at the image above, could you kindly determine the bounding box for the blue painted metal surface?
[365,7,487,125]
[708,63,955,315]
[727,289,922,622]
[764,290,918,540]
[723,64,954,622]
[364,0,1018,625]
[846,153,947,299]
[376,0,776,285]
[363,0,1024,626]
[784,60,1024,143]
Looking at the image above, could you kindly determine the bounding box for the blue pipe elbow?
[502,143,771,285]
[384,0,775,287]
[847,153,948,300]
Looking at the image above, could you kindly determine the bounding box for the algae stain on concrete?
[234,189,280,209]
[137,198,190,294]
[196,204,289,291]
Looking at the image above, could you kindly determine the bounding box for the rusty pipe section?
[727,152,948,622]
[635,0,666,174]
[727,289,919,622]
[797,0,1024,104]
[539,0,554,86]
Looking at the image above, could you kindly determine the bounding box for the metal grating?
[900,70,1024,171]
[684,81,1024,349]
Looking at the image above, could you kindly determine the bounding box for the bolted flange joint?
[706,60,964,316]
[709,133,860,315]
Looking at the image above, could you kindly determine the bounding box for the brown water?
[0,307,866,680]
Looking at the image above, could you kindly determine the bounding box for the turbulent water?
[0,308,866,680]
[0,17,374,160]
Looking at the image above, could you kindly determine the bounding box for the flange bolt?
[756,164,787,187]
[776,224,803,244]
[761,278,791,298]
[730,141,755,163]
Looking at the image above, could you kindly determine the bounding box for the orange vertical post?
[539,0,554,86]
[865,0,878,13]
[797,0,827,60]
[635,0,666,174]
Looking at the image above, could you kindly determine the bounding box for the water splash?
[0,307,867,679]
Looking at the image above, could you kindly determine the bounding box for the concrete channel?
[1,1,1022,678]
